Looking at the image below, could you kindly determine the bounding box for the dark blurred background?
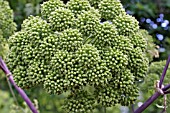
[121,0,170,61]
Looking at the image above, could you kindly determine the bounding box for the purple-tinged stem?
[159,55,170,88]
[134,92,161,113]
[135,56,170,113]
[134,83,170,113]
[163,84,170,91]
[0,57,38,113]
[164,90,170,94]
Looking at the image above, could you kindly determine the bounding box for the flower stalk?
[134,55,170,113]
[159,55,170,88]
[0,57,38,113]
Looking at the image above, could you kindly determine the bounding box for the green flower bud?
[93,21,118,49]
[75,9,100,37]
[87,62,112,86]
[48,8,75,31]
[95,86,120,107]
[22,16,51,37]
[41,0,65,19]
[64,90,95,113]
[88,0,100,8]
[112,14,139,36]
[56,28,83,52]
[67,0,91,17]
[128,47,149,80]
[0,0,16,38]
[101,48,128,73]
[75,44,101,68]
[99,0,125,20]
[129,32,147,52]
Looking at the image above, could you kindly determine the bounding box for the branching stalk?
[164,90,170,94]
[135,55,170,113]
[134,83,170,113]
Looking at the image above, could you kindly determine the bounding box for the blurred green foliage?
[7,0,42,30]
[9,99,39,113]
[0,90,14,113]
[0,89,40,113]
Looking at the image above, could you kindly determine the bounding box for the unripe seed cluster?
[7,0,149,112]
